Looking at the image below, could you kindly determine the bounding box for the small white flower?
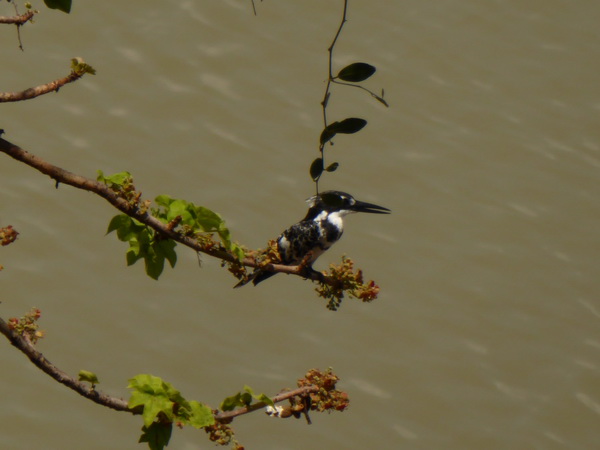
[265,405,285,417]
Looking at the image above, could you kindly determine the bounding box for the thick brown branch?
[0,71,84,102]
[0,10,35,25]
[0,137,330,284]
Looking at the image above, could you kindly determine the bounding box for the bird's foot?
[300,266,325,283]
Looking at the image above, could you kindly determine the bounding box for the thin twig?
[0,10,35,25]
[0,4,36,50]
[0,71,84,102]
[214,386,319,421]
[331,79,389,107]
[316,0,349,194]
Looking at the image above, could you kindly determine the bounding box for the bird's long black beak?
[352,199,391,214]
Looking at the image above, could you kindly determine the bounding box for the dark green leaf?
[220,390,252,411]
[337,62,376,82]
[335,118,367,134]
[239,391,253,406]
[310,158,324,181]
[319,124,338,145]
[220,392,244,411]
[243,385,274,407]
[139,423,172,450]
[156,239,177,268]
[320,118,367,145]
[43,0,72,13]
[144,245,165,280]
[220,386,274,411]
[326,162,339,172]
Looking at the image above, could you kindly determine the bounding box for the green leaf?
[194,206,224,232]
[126,245,142,266]
[132,391,174,427]
[106,215,146,242]
[152,195,241,259]
[337,62,376,82]
[220,392,244,411]
[310,158,324,181]
[220,385,274,411]
[106,214,174,280]
[156,239,177,268]
[128,375,178,427]
[97,170,131,188]
[186,401,216,428]
[244,385,274,407]
[78,370,99,385]
[138,423,172,450]
[167,200,194,224]
[154,195,174,208]
[326,162,339,172]
[230,243,246,262]
[70,57,96,76]
[109,195,241,278]
[144,245,166,280]
[106,214,130,235]
[43,0,71,13]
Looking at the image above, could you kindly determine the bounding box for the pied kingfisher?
[236,190,390,287]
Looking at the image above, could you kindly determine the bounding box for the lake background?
[1,1,599,449]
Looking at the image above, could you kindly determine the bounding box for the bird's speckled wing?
[277,217,342,265]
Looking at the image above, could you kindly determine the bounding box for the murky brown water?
[2,1,599,449]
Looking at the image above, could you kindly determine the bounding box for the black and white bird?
[236,190,390,287]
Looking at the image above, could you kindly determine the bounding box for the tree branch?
[215,386,319,421]
[0,316,132,412]
[0,71,85,102]
[0,10,35,25]
[0,314,319,421]
[0,137,330,284]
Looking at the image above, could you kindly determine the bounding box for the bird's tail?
[234,269,278,288]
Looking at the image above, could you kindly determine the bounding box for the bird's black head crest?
[304,190,390,218]
[307,191,354,210]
